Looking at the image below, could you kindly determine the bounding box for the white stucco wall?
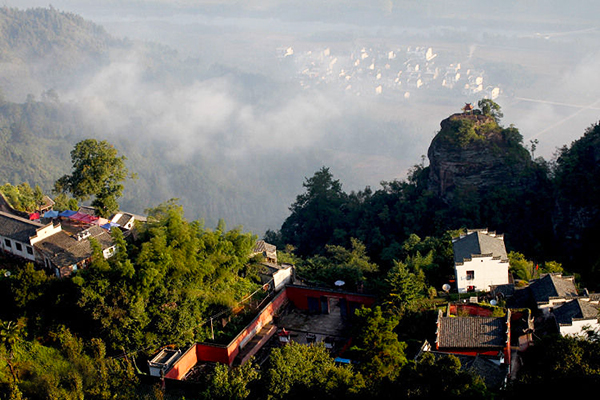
[273,266,293,291]
[559,319,600,337]
[0,236,36,261]
[455,256,509,293]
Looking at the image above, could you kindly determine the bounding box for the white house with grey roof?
[35,225,116,278]
[552,298,600,337]
[0,211,62,262]
[528,273,579,312]
[453,229,509,294]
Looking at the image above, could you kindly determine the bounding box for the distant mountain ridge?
[0,6,121,101]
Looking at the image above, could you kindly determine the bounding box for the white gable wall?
[559,319,600,337]
[455,255,509,293]
[29,223,62,244]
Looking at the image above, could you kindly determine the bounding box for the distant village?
[278,44,501,100]
[1,190,598,391]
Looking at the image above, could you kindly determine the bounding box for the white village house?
[0,210,116,278]
[453,229,510,293]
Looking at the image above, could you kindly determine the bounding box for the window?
[466,270,475,280]
[26,246,33,255]
[15,243,22,251]
[4,239,11,248]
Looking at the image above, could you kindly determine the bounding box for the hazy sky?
[4,0,599,161]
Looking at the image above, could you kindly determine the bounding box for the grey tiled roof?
[34,225,114,267]
[253,240,276,254]
[588,293,600,302]
[438,316,507,349]
[529,274,578,304]
[0,211,44,243]
[553,299,600,325]
[453,230,508,264]
[116,213,133,226]
[426,352,508,390]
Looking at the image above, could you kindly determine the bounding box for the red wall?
[285,285,376,310]
[165,345,198,380]
[449,304,495,317]
[165,285,375,379]
[171,288,290,371]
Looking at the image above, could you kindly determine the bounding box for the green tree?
[477,99,503,123]
[52,192,79,212]
[265,342,363,400]
[347,306,407,384]
[205,360,260,400]
[299,238,378,291]
[385,260,428,316]
[508,251,535,281]
[509,334,600,396]
[54,139,134,217]
[384,352,488,399]
[279,167,348,256]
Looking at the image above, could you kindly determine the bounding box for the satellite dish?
[490,300,498,306]
[334,280,345,287]
[4,271,11,277]
[442,283,451,292]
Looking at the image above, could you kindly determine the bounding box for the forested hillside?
[0,6,119,101]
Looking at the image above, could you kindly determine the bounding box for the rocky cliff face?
[427,112,530,202]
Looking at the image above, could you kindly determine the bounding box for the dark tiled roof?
[529,274,578,304]
[78,206,97,216]
[553,299,600,325]
[0,211,44,243]
[254,240,276,254]
[116,213,133,226]
[490,284,515,298]
[426,352,508,390]
[453,230,508,264]
[589,293,600,302]
[35,225,114,267]
[438,316,507,349]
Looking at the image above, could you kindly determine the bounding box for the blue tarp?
[43,210,59,218]
[334,357,352,364]
[59,210,77,217]
[101,222,120,230]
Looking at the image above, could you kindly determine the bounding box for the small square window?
[466,271,475,280]
[15,243,22,251]
[4,239,11,248]
[26,246,33,255]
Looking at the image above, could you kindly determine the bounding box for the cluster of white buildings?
[279,45,501,100]
[453,229,600,339]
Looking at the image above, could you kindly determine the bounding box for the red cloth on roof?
[69,212,87,221]
[80,214,98,223]
[29,212,40,220]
